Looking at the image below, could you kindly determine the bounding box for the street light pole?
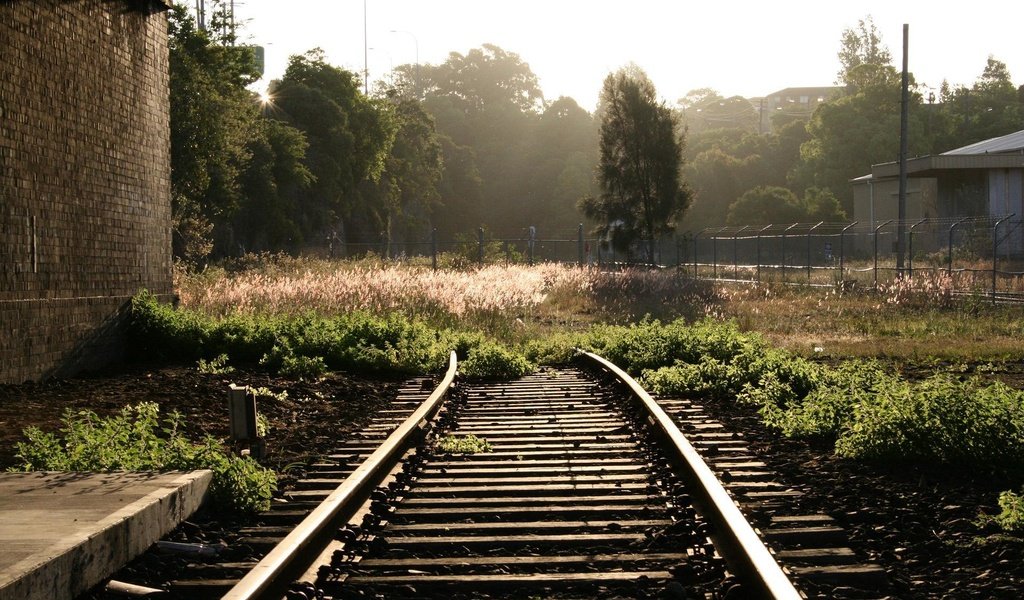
[363,0,368,95]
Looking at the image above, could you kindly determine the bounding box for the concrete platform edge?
[0,470,212,600]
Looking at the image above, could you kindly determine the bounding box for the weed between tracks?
[437,434,493,454]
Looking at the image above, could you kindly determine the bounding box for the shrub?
[990,490,1024,532]
[131,293,446,376]
[279,354,327,379]
[835,375,1024,465]
[197,353,234,374]
[11,402,276,514]
[130,292,535,381]
[438,434,493,454]
[460,339,533,380]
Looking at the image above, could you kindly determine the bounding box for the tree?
[837,16,892,88]
[794,20,932,213]
[432,135,483,238]
[681,121,810,230]
[414,45,595,237]
[802,187,847,222]
[168,3,262,262]
[678,89,758,134]
[686,147,749,228]
[938,57,1023,148]
[581,66,692,262]
[726,186,846,226]
[232,118,314,252]
[421,44,545,114]
[416,45,544,236]
[359,92,444,254]
[269,50,396,244]
[727,186,803,225]
[522,97,599,233]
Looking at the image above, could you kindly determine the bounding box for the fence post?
[807,221,823,282]
[694,228,707,279]
[993,214,1015,303]
[873,219,893,288]
[712,226,728,279]
[528,226,536,266]
[577,223,584,266]
[756,225,770,283]
[733,225,748,279]
[839,221,857,285]
[948,218,967,275]
[477,227,484,265]
[907,218,927,278]
[431,227,437,271]
[781,223,797,283]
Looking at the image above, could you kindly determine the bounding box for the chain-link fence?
[681,216,1024,300]
[326,217,1024,300]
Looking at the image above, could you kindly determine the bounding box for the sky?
[223,0,1024,111]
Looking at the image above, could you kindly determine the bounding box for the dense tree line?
[170,5,1023,263]
[170,10,599,263]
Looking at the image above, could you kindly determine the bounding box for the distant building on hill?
[749,86,842,133]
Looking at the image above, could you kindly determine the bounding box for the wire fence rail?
[683,217,1024,302]
[331,217,1024,302]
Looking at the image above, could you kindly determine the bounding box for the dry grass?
[176,257,1024,361]
[714,280,1024,360]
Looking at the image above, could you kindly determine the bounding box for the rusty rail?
[222,351,458,600]
[579,351,802,600]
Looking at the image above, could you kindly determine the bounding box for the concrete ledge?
[0,470,212,600]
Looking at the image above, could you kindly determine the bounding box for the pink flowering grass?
[177,261,594,329]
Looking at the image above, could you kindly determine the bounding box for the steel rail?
[579,351,802,600]
[223,351,458,600]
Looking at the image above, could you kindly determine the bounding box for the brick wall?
[0,0,173,382]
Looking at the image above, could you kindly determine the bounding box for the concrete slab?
[0,470,212,600]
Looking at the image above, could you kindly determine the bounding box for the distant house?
[750,87,842,133]
[851,129,1024,255]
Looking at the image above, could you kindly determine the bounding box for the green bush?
[130,291,533,381]
[587,316,1024,470]
[460,338,533,380]
[524,332,586,365]
[591,318,766,375]
[764,361,889,438]
[131,292,448,376]
[991,490,1024,532]
[835,375,1024,465]
[11,402,276,514]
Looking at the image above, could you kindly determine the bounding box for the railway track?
[138,351,886,599]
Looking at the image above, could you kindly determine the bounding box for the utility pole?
[390,30,420,97]
[897,24,909,274]
[363,0,369,95]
